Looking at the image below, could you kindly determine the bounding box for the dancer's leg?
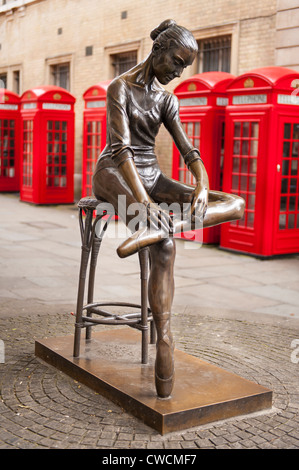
[148,238,176,398]
[93,167,176,398]
[151,174,245,227]
[116,174,245,258]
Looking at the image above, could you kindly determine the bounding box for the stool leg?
[73,208,93,357]
[86,232,102,340]
[138,248,149,364]
[150,317,156,345]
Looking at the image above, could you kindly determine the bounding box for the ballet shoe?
[117,218,187,259]
[155,338,175,398]
[154,313,175,399]
[155,372,174,399]
[117,226,166,258]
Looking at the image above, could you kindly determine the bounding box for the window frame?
[45,55,73,92]
[197,35,232,73]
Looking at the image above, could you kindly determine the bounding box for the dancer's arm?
[163,94,209,217]
[106,79,172,232]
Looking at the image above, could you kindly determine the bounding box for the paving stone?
[0,193,299,449]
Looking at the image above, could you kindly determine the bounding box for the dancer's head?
[150,19,198,85]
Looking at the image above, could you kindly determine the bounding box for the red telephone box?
[20,86,76,204]
[220,67,299,257]
[0,89,21,191]
[82,81,111,197]
[173,72,235,243]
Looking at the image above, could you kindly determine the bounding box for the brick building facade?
[0,0,298,198]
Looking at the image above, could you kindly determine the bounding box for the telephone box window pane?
[232,174,239,190]
[248,194,256,210]
[292,142,299,157]
[243,122,250,138]
[241,140,249,155]
[290,179,297,193]
[282,160,289,176]
[283,142,290,157]
[284,123,291,139]
[250,140,258,156]
[194,122,200,136]
[247,212,255,228]
[179,170,185,183]
[281,179,288,194]
[233,157,239,172]
[241,157,248,173]
[234,122,241,137]
[293,124,299,140]
[291,160,298,175]
[249,158,257,173]
[248,177,256,192]
[288,214,295,229]
[251,123,259,138]
[194,138,200,149]
[233,140,240,155]
[240,175,247,191]
[289,197,296,211]
[279,214,286,229]
[280,196,287,211]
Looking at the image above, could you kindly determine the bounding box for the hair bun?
[150,19,177,40]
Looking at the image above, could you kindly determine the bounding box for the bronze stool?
[73,197,155,364]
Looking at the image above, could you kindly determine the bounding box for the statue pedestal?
[35,329,272,435]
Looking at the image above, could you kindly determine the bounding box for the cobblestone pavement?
[0,307,298,449]
[0,193,299,449]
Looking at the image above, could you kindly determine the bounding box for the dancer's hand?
[190,183,208,219]
[145,202,174,235]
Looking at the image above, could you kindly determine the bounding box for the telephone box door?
[83,118,106,197]
[222,114,268,254]
[274,118,299,253]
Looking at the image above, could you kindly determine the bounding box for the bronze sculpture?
[92,19,245,399]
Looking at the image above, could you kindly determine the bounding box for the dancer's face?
[152,44,196,85]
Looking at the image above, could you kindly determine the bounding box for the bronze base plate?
[35,329,272,435]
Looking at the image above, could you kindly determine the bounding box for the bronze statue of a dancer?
[92,19,245,399]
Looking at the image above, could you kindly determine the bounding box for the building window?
[85,46,93,57]
[111,51,137,78]
[51,63,70,90]
[198,36,231,73]
[13,70,20,94]
[0,73,7,89]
